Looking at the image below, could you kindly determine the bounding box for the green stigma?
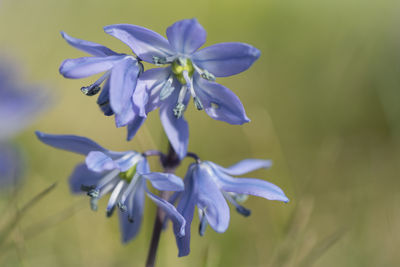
[171,58,194,84]
[119,164,137,182]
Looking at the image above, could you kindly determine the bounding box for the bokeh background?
[1,0,400,266]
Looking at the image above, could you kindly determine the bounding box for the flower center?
[171,58,194,85]
[118,164,137,182]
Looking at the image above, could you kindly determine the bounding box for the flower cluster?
[0,60,46,187]
[37,18,289,260]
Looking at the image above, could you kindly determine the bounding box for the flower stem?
[145,143,180,267]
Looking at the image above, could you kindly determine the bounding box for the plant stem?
[145,144,180,267]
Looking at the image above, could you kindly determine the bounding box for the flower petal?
[195,164,230,233]
[134,67,172,114]
[35,132,107,155]
[143,172,184,191]
[159,95,189,160]
[210,159,272,176]
[193,75,250,125]
[119,178,145,243]
[109,57,140,126]
[61,31,117,57]
[126,115,147,141]
[166,18,206,54]
[69,163,103,193]
[175,165,197,257]
[145,188,186,237]
[215,170,289,202]
[86,151,117,172]
[104,24,173,63]
[59,55,124,79]
[96,78,114,116]
[192,42,260,77]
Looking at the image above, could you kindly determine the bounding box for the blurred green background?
[1,0,400,266]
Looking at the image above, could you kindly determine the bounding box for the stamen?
[198,209,208,236]
[81,84,101,96]
[119,173,141,209]
[193,65,216,82]
[106,180,126,217]
[90,197,99,211]
[173,103,185,118]
[193,97,204,110]
[152,55,176,66]
[159,77,175,100]
[80,72,109,96]
[223,192,251,217]
[173,84,188,118]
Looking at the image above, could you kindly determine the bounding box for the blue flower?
[104,18,260,159]
[172,159,289,256]
[0,61,46,187]
[59,32,145,131]
[35,131,186,243]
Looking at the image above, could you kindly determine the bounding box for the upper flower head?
[173,158,289,257]
[59,32,144,131]
[104,18,260,159]
[35,131,186,243]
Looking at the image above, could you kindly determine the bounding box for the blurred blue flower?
[173,159,289,256]
[59,32,145,131]
[35,131,186,243]
[104,18,260,159]
[0,61,46,187]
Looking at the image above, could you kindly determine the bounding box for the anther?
[198,210,208,236]
[128,216,134,223]
[236,206,251,217]
[117,201,127,212]
[159,77,175,100]
[173,103,185,118]
[193,97,203,110]
[200,70,216,82]
[81,84,101,96]
[88,188,100,198]
[152,56,167,66]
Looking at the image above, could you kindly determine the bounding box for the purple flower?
[173,159,289,256]
[104,18,260,159]
[35,131,186,243]
[59,32,145,130]
[0,61,46,187]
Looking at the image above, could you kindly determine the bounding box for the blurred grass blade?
[0,182,57,248]
[298,228,347,267]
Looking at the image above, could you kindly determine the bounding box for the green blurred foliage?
[0,0,399,266]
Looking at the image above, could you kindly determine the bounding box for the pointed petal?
[35,131,107,155]
[59,55,124,79]
[69,163,103,193]
[215,170,289,202]
[134,67,172,114]
[143,172,184,191]
[126,115,147,141]
[109,57,140,127]
[146,188,186,237]
[166,18,206,54]
[86,151,117,172]
[61,31,117,57]
[210,159,272,176]
[175,165,197,257]
[193,75,250,125]
[96,78,114,116]
[193,42,260,77]
[195,164,230,233]
[119,179,145,243]
[104,24,174,63]
[136,157,150,174]
[159,100,189,160]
